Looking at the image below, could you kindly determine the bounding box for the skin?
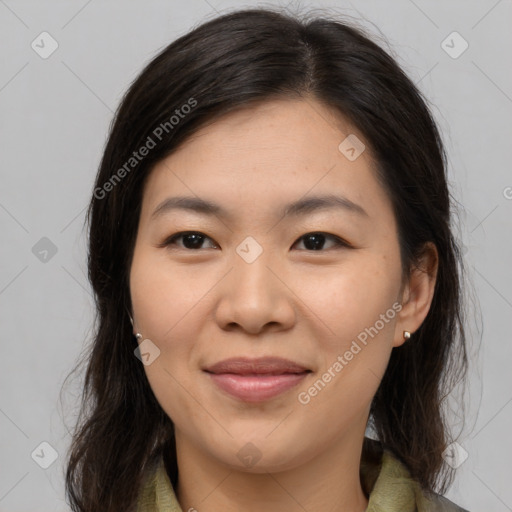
[129,97,438,512]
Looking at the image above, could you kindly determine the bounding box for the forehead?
[139,98,393,226]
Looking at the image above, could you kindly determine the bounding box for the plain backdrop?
[1,1,511,510]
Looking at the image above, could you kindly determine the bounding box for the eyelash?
[158,231,352,252]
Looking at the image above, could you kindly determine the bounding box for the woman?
[64,7,470,511]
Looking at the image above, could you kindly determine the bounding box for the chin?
[206,435,316,474]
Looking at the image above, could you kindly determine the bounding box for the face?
[129,97,408,473]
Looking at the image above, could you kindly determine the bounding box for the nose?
[214,251,296,335]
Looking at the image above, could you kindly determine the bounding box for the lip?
[204,357,311,402]
[204,356,309,375]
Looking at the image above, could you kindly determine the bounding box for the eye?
[159,231,350,251]
[292,232,350,251]
[159,231,219,250]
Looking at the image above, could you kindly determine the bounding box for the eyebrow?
[151,194,369,221]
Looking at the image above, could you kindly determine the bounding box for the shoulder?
[396,456,471,512]
[410,473,470,512]
[361,437,470,512]
[421,491,470,512]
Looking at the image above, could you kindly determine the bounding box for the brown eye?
[292,232,350,251]
[159,231,349,251]
[161,231,218,250]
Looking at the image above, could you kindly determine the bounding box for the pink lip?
[204,357,311,402]
[208,373,308,402]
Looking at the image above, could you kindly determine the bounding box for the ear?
[393,242,439,348]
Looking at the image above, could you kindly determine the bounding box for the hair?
[63,6,469,511]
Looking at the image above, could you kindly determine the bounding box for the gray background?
[1,0,511,510]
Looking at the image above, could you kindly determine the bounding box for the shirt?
[136,438,469,512]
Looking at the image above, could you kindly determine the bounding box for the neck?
[174,429,369,512]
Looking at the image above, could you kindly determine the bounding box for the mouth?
[203,357,312,402]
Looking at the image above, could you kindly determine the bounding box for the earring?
[127,311,140,338]
[128,315,141,339]
[403,330,411,341]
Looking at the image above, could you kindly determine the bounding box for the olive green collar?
[137,438,466,511]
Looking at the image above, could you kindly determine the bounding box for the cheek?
[129,247,219,411]
[301,253,401,344]
[295,267,399,434]
[130,246,209,342]
[130,249,205,423]
[295,252,401,415]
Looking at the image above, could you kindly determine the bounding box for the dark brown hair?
[63,7,469,511]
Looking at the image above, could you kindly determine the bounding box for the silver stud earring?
[403,330,411,341]
[128,313,142,340]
